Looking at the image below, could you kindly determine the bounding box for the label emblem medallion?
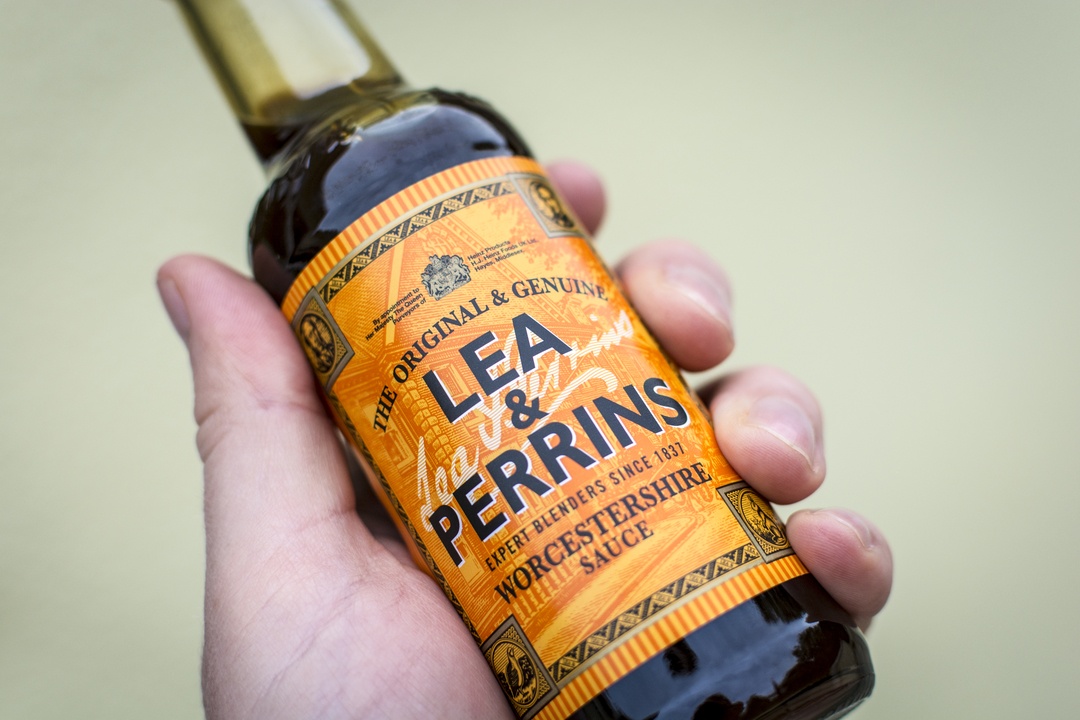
[720,484,793,560]
[482,617,558,719]
[291,290,354,390]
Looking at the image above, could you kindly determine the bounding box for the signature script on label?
[416,311,635,525]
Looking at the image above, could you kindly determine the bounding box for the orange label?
[283,157,807,719]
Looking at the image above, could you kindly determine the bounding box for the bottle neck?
[176,0,403,163]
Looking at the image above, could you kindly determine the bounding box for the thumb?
[156,255,370,578]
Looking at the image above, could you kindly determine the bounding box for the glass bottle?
[174,1,874,718]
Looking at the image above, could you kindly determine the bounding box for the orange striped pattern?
[537,556,808,720]
[281,156,545,319]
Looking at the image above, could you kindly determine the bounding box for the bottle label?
[282,156,807,719]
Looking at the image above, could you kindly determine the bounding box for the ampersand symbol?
[505,389,547,430]
[491,288,509,306]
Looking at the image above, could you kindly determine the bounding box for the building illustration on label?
[421,254,471,299]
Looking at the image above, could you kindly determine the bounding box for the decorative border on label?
[536,555,808,720]
[317,180,515,306]
[282,156,550,320]
[333,416,482,643]
[548,542,760,683]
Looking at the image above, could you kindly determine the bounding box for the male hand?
[157,161,892,720]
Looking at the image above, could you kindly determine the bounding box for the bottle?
[174,1,874,718]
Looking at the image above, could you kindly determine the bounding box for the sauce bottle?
[175,1,874,717]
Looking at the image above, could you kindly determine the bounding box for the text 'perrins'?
[418,312,691,567]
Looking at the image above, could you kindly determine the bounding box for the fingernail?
[821,508,877,550]
[157,276,191,342]
[745,396,817,470]
[662,263,731,329]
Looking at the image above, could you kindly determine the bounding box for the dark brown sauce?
[247,88,873,719]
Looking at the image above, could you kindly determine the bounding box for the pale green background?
[2,1,1078,718]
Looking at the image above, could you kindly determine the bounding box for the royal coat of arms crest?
[421,254,471,299]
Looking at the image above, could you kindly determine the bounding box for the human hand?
[157,161,893,720]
